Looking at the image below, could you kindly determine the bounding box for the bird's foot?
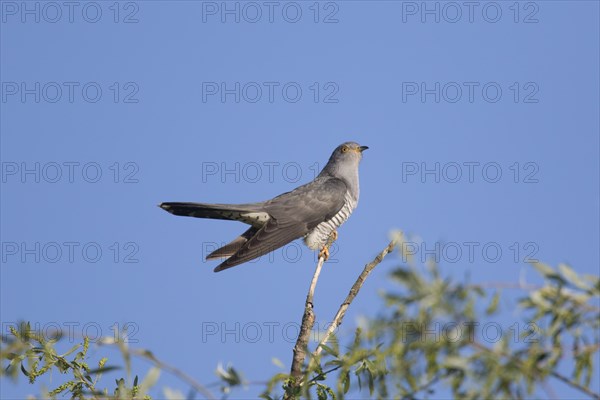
[319,245,330,261]
[318,230,338,261]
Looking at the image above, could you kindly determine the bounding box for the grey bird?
[159,142,368,272]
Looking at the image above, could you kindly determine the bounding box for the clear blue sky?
[1,1,599,399]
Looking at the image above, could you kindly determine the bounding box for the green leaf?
[529,290,551,309]
[320,344,339,358]
[558,264,591,291]
[473,286,485,296]
[216,363,243,387]
[98,357,108,369]
[406,373,418,391]
[532,262,566,284]
[486,291,500,315]
[87,366,122,375]
[163,386,186,400]
[20,363,29,377]
[61,344,81,358]
[442,356,468,371]
[324,359,342,368]
[368,370,374,395]
[342,371,350,394]
[317,384,327,400]
[531,262,554,277]
[271,357,285,369]
[137,367,160,399]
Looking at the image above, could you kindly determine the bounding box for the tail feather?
[206,227,259,260]
[159,202,260,221]
[160,201,272,271]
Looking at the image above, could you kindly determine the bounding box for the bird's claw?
[319,246,330,261]
[318,230,338,261]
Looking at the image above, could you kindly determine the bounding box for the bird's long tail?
[205,226,259,261]
[159,202,261,221]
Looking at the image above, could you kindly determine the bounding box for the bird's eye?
[341,146,349,153]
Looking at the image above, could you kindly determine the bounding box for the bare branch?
[400,371,450,400]
[94,339,217,400]
[131,349,217,400]
[314,239,397,357]
[286,232,338,398]
[549,370,600,400]
[468,282,540,290]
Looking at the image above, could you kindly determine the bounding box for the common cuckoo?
[160,142,368,272]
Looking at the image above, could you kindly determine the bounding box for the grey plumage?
[160,142,368,272]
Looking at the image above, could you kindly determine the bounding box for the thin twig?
[400,371,449,400]
[313,239,397,357]
[468,282,540,290]
[548,370,600,400]
[97,337,216,400]
[470,341,600,400]
[132,349,217,400]
[308,365,344,384]
[541,380,558,400]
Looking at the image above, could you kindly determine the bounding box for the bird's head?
[320,142,368,181]
[331,141,368,162]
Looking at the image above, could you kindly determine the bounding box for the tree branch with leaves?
[2,230,599,400]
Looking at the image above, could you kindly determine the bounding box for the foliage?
[2,235,599,399]
[259,233,600,400]
[1,323,159,399]
[259,256,599,399]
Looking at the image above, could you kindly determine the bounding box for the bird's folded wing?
[213,218,306,271]
[214,178,348,272]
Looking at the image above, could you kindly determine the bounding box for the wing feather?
[214,177,348,272]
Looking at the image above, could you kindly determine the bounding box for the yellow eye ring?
[341,146,349,153]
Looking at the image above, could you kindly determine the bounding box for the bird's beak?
[358,146,369,152]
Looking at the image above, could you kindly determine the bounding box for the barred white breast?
[303,192,357,250]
